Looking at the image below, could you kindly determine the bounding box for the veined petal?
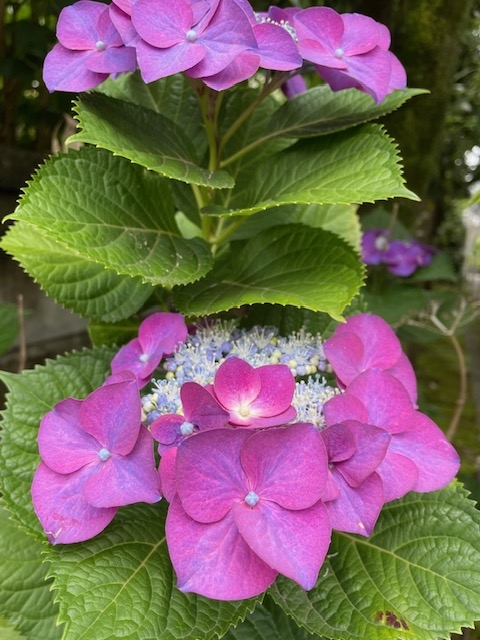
[248,364,295,418]
[233,498,331,590]
[83,427,161,507]
[56,1,106,50]
[85,45,137,73]
[253,23,302,71]
[176,428,249,523]
[31,462,117,545]
[80,379,141,454]
[197,51,259,91]
[377,449,418,501]
[167,497,277,600]
[136,39,205,83]
[340,13,384,55]
[139,312,188,358]
[43,44,108,92]
[159,447,177,502]
[38,397,99,474]
[132,0,194,47]
[335,421,390,487]
[181,381,230,429]
[213,357,261,412]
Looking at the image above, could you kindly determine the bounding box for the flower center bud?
[180,421,195,436]
[95,40,106,52]
[374,236,389,251]
[186,29,197,42]
[334,48,344,58]
[244,490,260,507]
[139,353,150,363]
[98,448,111,461]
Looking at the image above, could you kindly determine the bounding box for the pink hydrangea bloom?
[293,7,406,103]
[166,424,331,599]
[323,369,460,502]
[110,312,187,388]
[43,0,137,92]
[211,356,296,427]
[324,313,417,404]
[31,377,161,544]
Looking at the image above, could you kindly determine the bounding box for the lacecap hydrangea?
[32,312,460,601]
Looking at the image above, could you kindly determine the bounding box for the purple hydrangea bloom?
[320,420,390,535]
[323,369,460,502]
[31,377,161,544]
[110,312,187,388]
[361,228,390,265]
[151,381,229,452]
[166,424,331,599]
[383,239,436,276]
[293,7,406,103]
[324,313,417,404]
[211,356,296,427]
[43,0,137,92]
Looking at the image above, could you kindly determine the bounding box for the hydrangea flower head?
[110,312,187,388]
[32,377,161,544]
[361,228,390,265]
[383,239,436,276]
[293,7,406,103]
[43,0,137,92]
[166,424,331,599]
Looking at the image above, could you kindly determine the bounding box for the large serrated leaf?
[0,502,62,640]
[207,124,418,217]
[270,481,480,640]
[267,87,427,138]
[5,147,213,286]
[173,225,363,320]
[1,221,153,322]
[0,347,115,533]
[46,502,260,640]
[69,92,233,188]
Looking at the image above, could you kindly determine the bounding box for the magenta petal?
[340,13,383,55]
[176,429,249,523]
[243,404,297,429]
[159,447,177,502]
[80,379,141,454]
[43,45,108,92]
[151,414,185,450]
[390,413,460,493]
[85,45,136,73]
[377,450,419,501]
[214,357,261,411]
[233,499,331,590]
[325,470,384,536]
[83,427,161,507]
[56,1,106,49]
[139,312,187,358]
[198,51,259,91]
[167,497,277,600]
[335,421,390,487]
[38,397,98,473]
[249,364,295,417]
[323,391,369,426]
[181,381,230,429]
[388,352,418,405]
[133,0,193,47]
[320,422,356,463]
[109,4,139,46]
[295,7,344,54]
[32,462,117,544]
[241,424,327,510]
[253,23,302,71]
[136,39,205,82]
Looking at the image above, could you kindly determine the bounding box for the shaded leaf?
[0,303,19,356]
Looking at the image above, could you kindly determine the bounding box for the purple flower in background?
[43,0,137,92]
[323,369,460,502]
[166,424,331,599]
[110,312,187,388]
[211,356,296,427]
[294,7,406,103]
[324,313,417,404]
[384,240,435,276]
[320,420,390,535]
[32,378,161,544]
[151,381,229,452]
[361,228,390,265]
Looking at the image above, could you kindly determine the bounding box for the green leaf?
[230,203,361,248]
[173,224,364,320]
[0,502,62,640]
[0,347,115,533]
[88,318,142,348]
[69,92,233,189]
[5,147,213,287]
[205,125,418,217]
[223,597,324,639]
[267,87,427,138]
[1,221,153,322]
[98,72,208,156]
[0,303,19,355]
[46,502,259,640]
[270,481,480,640]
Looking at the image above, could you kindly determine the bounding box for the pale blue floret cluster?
[141,321,336,428]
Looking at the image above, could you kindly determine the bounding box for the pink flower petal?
[166,497,277,600]
[56,1,106,50]
[248,364,296,418]
[139,312,188,358]
[132,0,194,47]
[159,447,177,502]
[233,499,331,590]
[38,397,98,473]
[334,421,390,487]
[377,450,419,501]
[83,427,161,507]
[295,7,345,57]
[176,429,250,523]
[80,379,141,455]
[340,13,383,55]
[151,414,186,450]
[43,44,108,92]
[213,357,261,414]
[32,462,117,544]
[240,424,327,510]
[253,23,302,71]
[181,381,230,429]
